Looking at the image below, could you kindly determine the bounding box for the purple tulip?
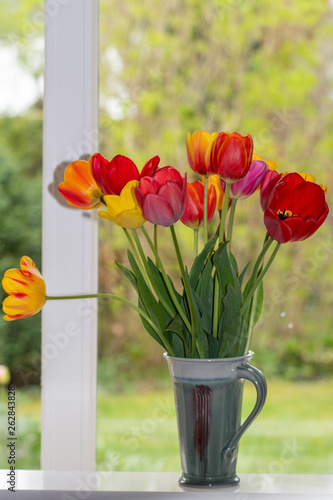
[135,167,187,227]
[221,160,269,200]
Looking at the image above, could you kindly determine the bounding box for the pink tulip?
[221,160,268,200]
[135,167,187,227]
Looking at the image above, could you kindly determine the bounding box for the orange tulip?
[58,155,104,209]
[186,131,218,175]
[2,257,46,321]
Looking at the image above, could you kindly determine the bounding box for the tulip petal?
[140,156,160,178]
[116,210,146,229]
[142,194,175,227]
[59,158,103,209]
[154,167,182,184]
[264,209,293,244]
[98,180,145,229]
[108,155,140,195]
[264,172,329,243]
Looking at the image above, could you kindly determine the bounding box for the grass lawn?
[1,378,332,473]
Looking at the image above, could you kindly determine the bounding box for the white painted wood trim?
[42,0,99,470]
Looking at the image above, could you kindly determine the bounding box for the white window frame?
[42,0,99,470]
[38,1,331,491]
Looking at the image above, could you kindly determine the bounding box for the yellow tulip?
[98,180,146,229]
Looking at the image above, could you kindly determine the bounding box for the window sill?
[1,471,333,498]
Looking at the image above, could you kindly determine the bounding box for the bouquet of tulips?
[2,131,329,359]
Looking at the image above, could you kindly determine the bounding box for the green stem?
[203,175,209,245]
[241,241,281,314]
[193,228,199,260]
[123,228,149,282]
[245,237,274,300]
[141,226,192,334]
[218,183,231,245]
[45,292,174,353]
[243,288,260,355]
[213,182,231,338]
[212,274,220,339]
[131,229,175,318]
[170,225,198,357]
[226,198,237,255]
[154,224,158,265]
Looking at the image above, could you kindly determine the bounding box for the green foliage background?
[1,0,333,385]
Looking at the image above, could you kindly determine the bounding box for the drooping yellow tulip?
[98,180,146,229]
[2,257,46,321]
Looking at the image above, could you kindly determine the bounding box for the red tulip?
[91,154,160,196]
[264,173,329,244]
[181,181,216,229]
[211,132,253,183]
[135,167,187,227]
[91,153,140,195]
[260,170,282,211]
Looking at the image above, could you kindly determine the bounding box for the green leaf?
[214,244,243,306]
[164,330,185,357]
[218,284,242,358]
[147,257,180,310]
[229,251,239,276]
[239,260,251,287]
[252,280,264,327]
[127,249,140,278]
[165,314,191,357]
[196,257,214,329]
[213,243,234,296]
[189,235,218,289]
[138,298,166,349]
[127,250,171,332]
[207,334,220,358]
[188,282,209,358]
[115,261,138,292]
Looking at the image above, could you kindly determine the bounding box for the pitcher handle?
[222,361,267,461]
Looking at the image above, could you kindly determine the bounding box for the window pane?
[97,0,333,474]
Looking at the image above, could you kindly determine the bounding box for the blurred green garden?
[1,0,333,472]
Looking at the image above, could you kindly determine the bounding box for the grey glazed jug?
[165,351,267,487]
